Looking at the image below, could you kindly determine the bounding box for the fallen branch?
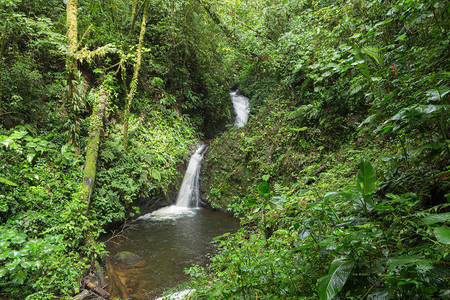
[73,289,91,300]
[85,278,110,299]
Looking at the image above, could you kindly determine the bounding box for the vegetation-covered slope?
[194,0,449,299]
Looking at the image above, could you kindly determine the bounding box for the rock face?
[114,251,143,265]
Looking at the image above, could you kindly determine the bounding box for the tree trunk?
[197,0,234,40]
[0,23,8,112]
[195,0,256,58]
[130,0,140,35]
[81,87,109,213]
[0,8,12,113]
[66,0,81,153]
[123,0,149,151]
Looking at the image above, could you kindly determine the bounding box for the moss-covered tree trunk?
[130,0,140,35]
[197,0,234,40]
[66,0,80,153]
[0,8,11,113]
[123,0,149,151]
[82,87,109,213]
[0,23,8,111]
[196,0,255,57]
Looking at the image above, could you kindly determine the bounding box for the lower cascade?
[174,144,207,207]
[148,144,207,218]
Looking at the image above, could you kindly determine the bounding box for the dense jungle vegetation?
[0,0,448,299]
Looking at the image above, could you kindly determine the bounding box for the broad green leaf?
[27,152,36,164]
[268,197,283,210]
[318,258,355,300]
[353,197,374,213]
[358,114,378,128]
[1,138,18,149]
[245,198,258,207]
[10,130,27,140]
[258,180,270,196]
[11,269,26,284]
[387,255,432,270]
[0,177,18,187]
[10,250,21,258]
[396,34,406,41]
[298,228,311,239]
[335,218,367,227]
[425,90,443,102]
[420,212,450,225]
[357,159,376,196]
[0,268,7,278]
[10,233,27,244]
[323,191,356,203]
[367,289,394,299]
[0,240,11,248]
[434,226,450,244]
[151,169,161,181]
[362,46,383,65]
[389,105,448,123]
[410,142,448,159]
[353,49,370,79]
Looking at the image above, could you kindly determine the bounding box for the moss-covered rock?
[114,251,143,265]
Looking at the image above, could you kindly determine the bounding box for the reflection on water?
[106,208,239,299]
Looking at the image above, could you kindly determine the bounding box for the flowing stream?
[106,145,239,299]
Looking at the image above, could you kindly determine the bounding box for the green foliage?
[192,158,449,299]
[0,227,85,299]
[317,258,355,300]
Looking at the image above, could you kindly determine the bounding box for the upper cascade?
[175,144,207,207]
[230,90,250,128]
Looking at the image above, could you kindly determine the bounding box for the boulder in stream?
[114,251,143,265]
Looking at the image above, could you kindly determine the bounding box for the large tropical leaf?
[357,159,376,196]
[420,212,450,225]
[387,255,432,271]
[318,258,355,300]
[434,226,450,244]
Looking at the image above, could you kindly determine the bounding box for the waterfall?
[143,144,207,219]
[175,144,207,207]
[230,90,250,127]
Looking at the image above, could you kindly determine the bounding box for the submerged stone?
[114,251,142,265]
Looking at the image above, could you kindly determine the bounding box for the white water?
[155,289,194,300]
[175,144,207,207]
[140,144,207,220]
[230,90,250,127]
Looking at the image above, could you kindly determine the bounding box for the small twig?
[0,111,17,116]
[104,222,135,245]
[359,281,377,300]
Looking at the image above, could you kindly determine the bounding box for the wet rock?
[114,251,143,265]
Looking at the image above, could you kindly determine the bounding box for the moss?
[81,87,109,212]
